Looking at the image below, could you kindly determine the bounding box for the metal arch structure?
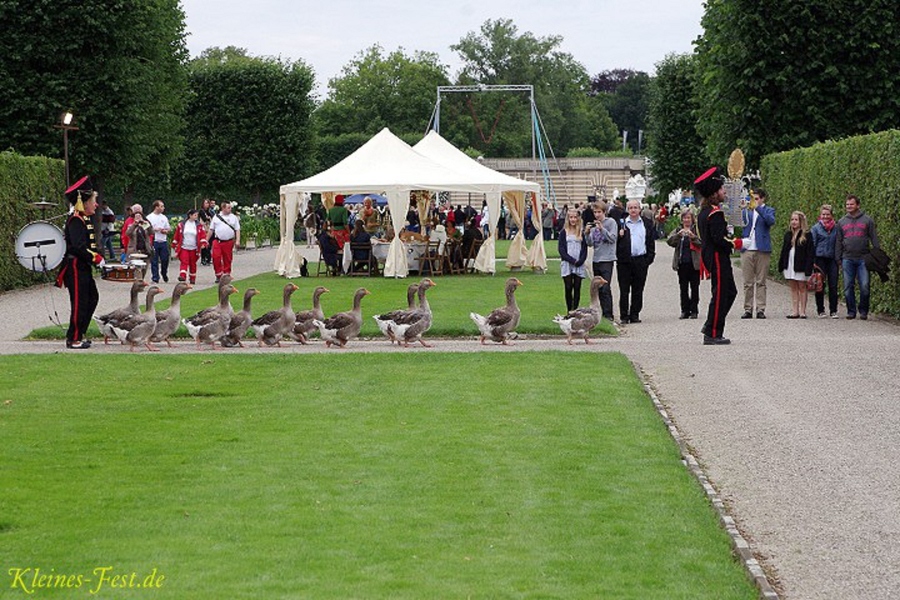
[430,84,559,205]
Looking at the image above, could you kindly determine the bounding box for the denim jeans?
[151,240,170,282]
[842,258,869,316]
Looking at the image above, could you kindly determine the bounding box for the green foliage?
[234,201,281,246]
[647,54,708,198]
[447,19,618,157]
[595,71,651,153]
[315,133,373,171]
[176,52,316,203]
[0,152,65,291]
[761,129,900,316]
[316,45,449,139]
[0,0,189,192]
[567,147,605,157]
[696,0,900,168]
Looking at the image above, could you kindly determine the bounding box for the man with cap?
[695,167,743,345]
[327,195,350,250]
[56,176,105,349]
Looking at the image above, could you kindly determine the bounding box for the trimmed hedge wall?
[761,130,900,317]
[0,152,66,291]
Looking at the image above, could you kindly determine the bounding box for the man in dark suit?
[616,199,656,324]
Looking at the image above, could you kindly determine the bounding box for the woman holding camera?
[667,209,702,319]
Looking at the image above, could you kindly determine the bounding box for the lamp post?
[54,111,78,187]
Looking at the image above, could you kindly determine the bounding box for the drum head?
[15,221,65,271]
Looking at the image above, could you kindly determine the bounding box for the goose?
[183,284,238,350]
[149,282,192,348]
[292,286,329,344]
[313,288,371,349]
[552,275,608,344]
[251,283,299,347]
[189,275,234,323]
[110,286,163,352]
[373,283,419,344]
[388,279,436,348]
[93,280,149,344]
[221,287,260,348]
[470,277,523,345]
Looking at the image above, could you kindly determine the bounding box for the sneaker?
[830,312,838,319]
[629,317,642,324]
[152,278,160,284]
[177,275,186,282]
[162,275,169,283]
[703,335,731,345]
[679,312,689,319]
[740,311,753,319]
[846,313,856,320]
[756,311,766,319]
[65,340,91,350]
[689,312,699,319]
[817,312,827,318]
[860,313,868,320]
[215,277,221,284]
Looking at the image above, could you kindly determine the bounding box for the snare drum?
[102,263,137,282]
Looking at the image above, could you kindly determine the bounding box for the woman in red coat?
[172,209,208,284]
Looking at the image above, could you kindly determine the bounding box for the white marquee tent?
[278,127,542,277]
[412,130,544,273]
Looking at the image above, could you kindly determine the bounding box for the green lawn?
[28,244,612,341]
[0,352,756,599]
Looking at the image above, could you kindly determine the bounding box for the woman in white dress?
[778,211,815,318]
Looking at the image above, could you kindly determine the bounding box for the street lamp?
[54,111,79,187]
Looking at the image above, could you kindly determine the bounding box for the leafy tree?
[448,19,618,157]
[591,69,643,95]
[646,54,707,198]
[0,0,188,193]
[594,72,651,153]
[696,0,900,167]
[175,49,315,203]
[316,46,450,138]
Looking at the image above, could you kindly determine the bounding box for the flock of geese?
[92,274,608,352]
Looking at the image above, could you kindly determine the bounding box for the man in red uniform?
[57,176,105,349]
[695,167,742,345]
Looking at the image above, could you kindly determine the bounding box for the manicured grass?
[0,353,756,599]
[28,251,612,340]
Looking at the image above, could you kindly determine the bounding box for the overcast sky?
[181,0,706,99]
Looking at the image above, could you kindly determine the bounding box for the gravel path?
[2,243,897,599]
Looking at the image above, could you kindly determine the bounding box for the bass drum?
[15,221,66,272]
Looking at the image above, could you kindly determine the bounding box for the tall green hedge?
[0,152,66,291]
[761,130,900,316]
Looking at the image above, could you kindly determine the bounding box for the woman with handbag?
[810,204,840,318]
[778,211,815,318]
